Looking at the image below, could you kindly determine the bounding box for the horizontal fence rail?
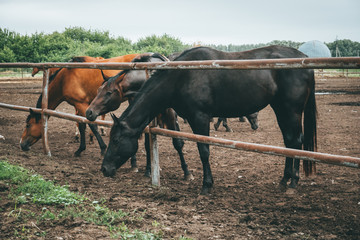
[145,127,360,169]
[2,102,359,169]
[1,57,360,70]
[1,58,359,185]
[0,103,113,127]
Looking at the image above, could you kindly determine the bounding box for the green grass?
[0,160,83,205]
[0,159,177,239]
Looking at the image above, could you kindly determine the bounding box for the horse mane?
[132,53,169,63]
[103,53,169,85]
[70,56,87,62]
[29,67,63,119]
[172,46,211,61]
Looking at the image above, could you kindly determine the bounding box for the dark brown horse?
[86,53,193,179]
[214,113,259,132]
[20,54,139,156]
[101,46,317,195]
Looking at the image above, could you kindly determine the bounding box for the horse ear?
[101,70,111,82]
[123,90,138,99]
[110,113,119,125]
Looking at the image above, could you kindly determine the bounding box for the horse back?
[170,46,313,118]
[175,45,308,61]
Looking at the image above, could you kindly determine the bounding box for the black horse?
[102,46,317,195]
[214,112,259,132]
[86,53,193,180]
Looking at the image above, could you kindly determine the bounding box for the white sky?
[1,0,359,45]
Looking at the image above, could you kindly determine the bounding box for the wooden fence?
[1,57,360,186]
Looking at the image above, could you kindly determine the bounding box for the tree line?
[1,27,359,63]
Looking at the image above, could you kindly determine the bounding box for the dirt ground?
[0,75,359,239]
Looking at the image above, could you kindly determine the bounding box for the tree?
[135,34,188,56]
[327,39,360,57]
[0,46,16,62]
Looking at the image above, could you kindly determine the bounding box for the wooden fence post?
[41,69,51,156]
[149,119,160,186]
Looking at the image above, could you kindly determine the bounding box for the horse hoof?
[144,171,151,178]
[200,187,212,195]
[285,188,297,195]
[130,167,139,173]
[278,182,287,192]
[74,151,81,157]
[184,174,194,181]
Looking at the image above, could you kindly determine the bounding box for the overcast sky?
[1,0,359,45]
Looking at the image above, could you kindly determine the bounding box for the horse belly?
[212,73,276,117]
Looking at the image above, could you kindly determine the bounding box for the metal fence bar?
[1,58,360,186]
[145,127,360,169]
[41,69,51,156]
[0,57,360,70]
[0,103,113,126]
[2,101,359,168]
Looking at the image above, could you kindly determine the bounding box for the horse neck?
[36,73,65,110]
[122,77,171,135]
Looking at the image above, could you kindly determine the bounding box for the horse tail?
[303,72,317,176]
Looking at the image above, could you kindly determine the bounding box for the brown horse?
[31,56,105,77]
[31,56,107,140]
[20,54,139,156]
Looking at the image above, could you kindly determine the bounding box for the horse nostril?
[20,142,30,151]
[101,165,110,177]
[86,110,94,121]
[101,165,116,177]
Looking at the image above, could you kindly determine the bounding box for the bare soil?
[0,76,359,239]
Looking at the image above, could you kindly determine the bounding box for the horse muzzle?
[20,140,31,151]
[85,109,98,121]
[101,165,117,177]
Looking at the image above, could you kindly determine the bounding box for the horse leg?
[87,123,107,156]
[214,118,222,131]
[144,133,151,177]
[188,114,213,194]
[99,114,106,136]
[197,141,213,195]
[273,107,303,190]
[222,118,232,132]
[239,116,246,122]
[164,109,193,180]
[74,122,86,157]
[130,155,138,172]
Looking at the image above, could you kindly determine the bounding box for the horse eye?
[26,124,30,128]
[106,91,112,96]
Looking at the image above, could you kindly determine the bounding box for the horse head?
[86,53,168,122]
[31,67,42,77]
[101,114,139,177]
[20,109,42,151]
[86,70,126,121]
